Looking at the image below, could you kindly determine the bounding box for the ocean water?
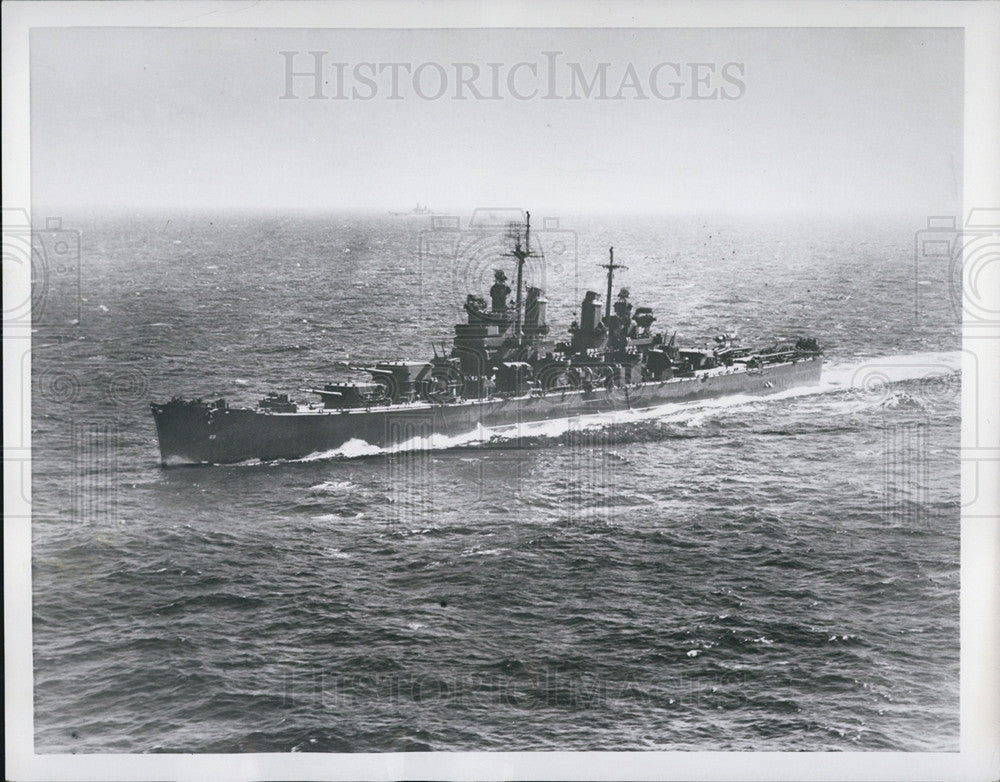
[30,211,960,752]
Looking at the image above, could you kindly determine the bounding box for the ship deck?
[256,359,815,416]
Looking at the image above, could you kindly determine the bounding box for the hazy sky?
[30,27,962,215]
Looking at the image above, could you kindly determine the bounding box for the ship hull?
[151,357,822,466]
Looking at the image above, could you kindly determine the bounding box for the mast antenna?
[503,210,537,347]
[598,246,628,321]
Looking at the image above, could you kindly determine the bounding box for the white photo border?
[3,2,998,780]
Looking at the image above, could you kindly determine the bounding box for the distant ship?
[389,203,435,216]
[151,212,823,465]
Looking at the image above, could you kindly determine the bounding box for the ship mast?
[599,246,627,321]
[505,211,535,347]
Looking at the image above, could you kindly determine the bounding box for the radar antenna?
[598,246,628,321]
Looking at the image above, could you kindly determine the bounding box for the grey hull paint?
[152,357,822,466]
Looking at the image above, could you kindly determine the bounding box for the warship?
[151,213,823,465]
[389,203,435,216]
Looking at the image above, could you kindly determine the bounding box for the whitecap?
[309,480,355,493]
[460,547,505,557]
[299,438,383,460]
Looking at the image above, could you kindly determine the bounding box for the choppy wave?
[30,213,960,753]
